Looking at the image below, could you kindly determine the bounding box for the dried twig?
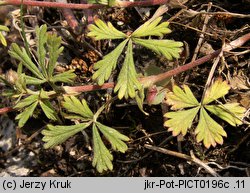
[201,40,225,103]
[191,2,212,62]
[145,144,220,176]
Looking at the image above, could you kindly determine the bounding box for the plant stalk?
[1,32,250,115]
[1,0,170,9]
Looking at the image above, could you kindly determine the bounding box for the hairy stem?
[1,0,170,9]
[1,32,250,115]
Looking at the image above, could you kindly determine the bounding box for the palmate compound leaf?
[164,79,246,148]
[14,90,58,127]
[92,39,128,85]
[164,107,200,136]
[205,103,246,126]
[87,17,127,40]
[132,38,183,60]
[62,96,94,120]
[132,17,171,38]
[42,122,91,149]
[203,78,230,105]
[165,84,199,110]
[195,107,227,148]
[114,40,142,99]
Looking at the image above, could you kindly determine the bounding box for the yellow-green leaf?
[203,78,230,105]
[132,17,171,38]
[0,25,9,46]
[195,107,227,148]
[133,38,183,60]
[165,84,199,110]
[164,107,200,136]
[205,103,246,126]
[87,18,127,40]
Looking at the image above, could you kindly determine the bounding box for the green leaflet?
[202,78,230,105]
[114,40,142,99]
[15,101,39,128]
[166,84,199,110]
[62,96,94,120]
[133,38,183,60]
[47,33,64,78]
[92,39,128,85]
[164,79,246,149]
[25,75,47,85]
[195,107,227,148]
[0,25,9,32]
[39,100,58,121]
[9,43,44,80]
[88,18,127,40]
[92,124,113,173]
[14,94,39,109]
[205,103,245,126]
[0,25,9,46]
[96,122,130,152]
[132,17,171,38]
[135,86,149,115]
[50,70,76,83]
[36,25,48,78]
[42,123,91,148]
[164,107,200,136]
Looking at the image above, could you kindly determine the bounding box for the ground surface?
[0,0,250,176]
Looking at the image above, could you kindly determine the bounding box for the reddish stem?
[2,0,170,9]
[0,107,13,114]
[65,50,221,93]
[1,32,250,115]
[56,0,81,34]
